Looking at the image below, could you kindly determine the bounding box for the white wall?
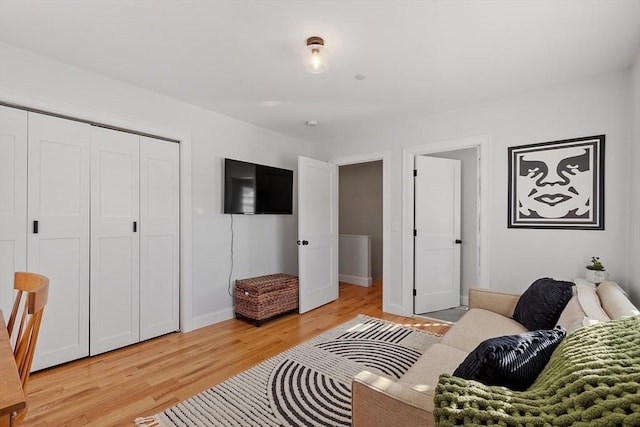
[2,41,635,322]
[0,42,311,330]
[313,69,635,310]
[628,51,640,303]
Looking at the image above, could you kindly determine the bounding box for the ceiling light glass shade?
[306,47,327,74]
[305,36,327,74]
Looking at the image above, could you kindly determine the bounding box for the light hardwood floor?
[23,281,450,426]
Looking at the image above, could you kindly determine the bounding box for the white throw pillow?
[573,278,610,322]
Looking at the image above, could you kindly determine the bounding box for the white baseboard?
[339,274,372,287]
[189,307,235,331]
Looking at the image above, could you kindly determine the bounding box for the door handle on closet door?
[133,221,137,232]
[33,220,39,234]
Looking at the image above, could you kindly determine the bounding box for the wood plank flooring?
[22,281,450,426]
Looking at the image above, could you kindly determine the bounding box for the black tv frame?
[223,158,293,215]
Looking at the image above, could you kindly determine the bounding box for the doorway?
[413,155,463,315]
[338,161,383,289]
[414,149,477,317]
[332,151,391,312]
[402,135,490,317]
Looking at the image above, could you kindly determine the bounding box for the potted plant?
[585,256,609,284]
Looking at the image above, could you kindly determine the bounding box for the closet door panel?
[28,113,90,370]
[90,127,140,355]
[0,106,27,317]
[140,137,179,340]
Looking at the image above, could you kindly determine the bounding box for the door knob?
[302,240,309,245]
[455,239,462,244]
[297,240,301,245]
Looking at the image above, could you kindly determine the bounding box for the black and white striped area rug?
[134,315,440,427]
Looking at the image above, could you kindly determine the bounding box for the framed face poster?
[508,135,605,230]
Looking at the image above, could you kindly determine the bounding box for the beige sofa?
[351,280,639,427]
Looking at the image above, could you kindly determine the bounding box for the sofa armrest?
[597,281,640,319]
[468,288,521,318]
[352,371,435,427]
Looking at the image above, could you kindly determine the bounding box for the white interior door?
[28,112,90,370]
[0,106,27,317]
[414,156,461,313]
[139,136,180,340]
[90,127,140,355]
[298,156,338,314]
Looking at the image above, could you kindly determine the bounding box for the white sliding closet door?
[0,106,27,317]
[28,113,90,370]
[90,127,140,355]
[139,137,179,340]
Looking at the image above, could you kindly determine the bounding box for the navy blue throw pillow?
[452,327,566,391]
[512,277,574,331]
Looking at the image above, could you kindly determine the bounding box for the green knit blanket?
[434,316,640,426]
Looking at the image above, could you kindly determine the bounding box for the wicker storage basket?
[234,274,299,326]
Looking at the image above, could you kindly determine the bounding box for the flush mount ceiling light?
[305,36,327,74]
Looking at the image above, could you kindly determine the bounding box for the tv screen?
[224,158,293,214]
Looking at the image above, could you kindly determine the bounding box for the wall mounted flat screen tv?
[223,158,293,214]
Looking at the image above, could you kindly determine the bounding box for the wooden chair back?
[6,271,49,424]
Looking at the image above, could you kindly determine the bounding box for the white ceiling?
[0,0,639,144]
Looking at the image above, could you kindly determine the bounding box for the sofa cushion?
[512,277,573,330]
[400,343,468,390]
[452,327,566,391]
[555,292,585,334]
[441,308,528,353]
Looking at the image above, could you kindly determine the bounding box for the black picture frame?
[507,135,605,230]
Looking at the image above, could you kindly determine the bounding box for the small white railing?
[339,234,372,287]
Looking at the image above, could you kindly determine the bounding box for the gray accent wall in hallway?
[339,161,383,281]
